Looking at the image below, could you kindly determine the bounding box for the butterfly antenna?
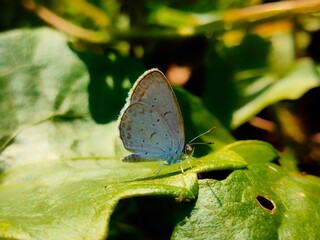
[188,127,216,145]
[189,142,214,146]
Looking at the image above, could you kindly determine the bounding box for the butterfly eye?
[185,144,194,156]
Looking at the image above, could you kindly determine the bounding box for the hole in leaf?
[256,195,275,213]
[197,170,233,180]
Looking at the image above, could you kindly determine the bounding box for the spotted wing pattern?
[118,69,185,164]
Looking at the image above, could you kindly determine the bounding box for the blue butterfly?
[118,68,213,174]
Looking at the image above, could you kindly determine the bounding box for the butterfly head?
[184,144,194,156]
[183,127,216,159]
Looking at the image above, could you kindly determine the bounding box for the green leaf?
[176,88,235,151]
[203,34,320,128]
[0,158,196,239]
[203,34,271,128]
[0,28,243,239]
[225,140,279,164]
[173,164,320,239]
[232,58,320,128]
[0,120,246,239]
[75,50,145,123]
[0,28,89,153]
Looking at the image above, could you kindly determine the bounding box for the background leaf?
[75,50,145,123]
[0,28,89,155]
[203,33,320,129]
[173,164,320,239]
[232,58,320,128]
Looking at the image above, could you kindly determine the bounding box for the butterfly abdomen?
[122,154,145,162]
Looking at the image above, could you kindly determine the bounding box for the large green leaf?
[0,116,246,239]
[0,28,89,153]
[0,28,242,239]
[173,163,320,239]
[0,157,197,239]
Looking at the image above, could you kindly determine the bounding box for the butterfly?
[118,68,213,174]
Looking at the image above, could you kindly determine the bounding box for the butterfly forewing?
[127,69,185,149]
[119,69,185,164]
[119,103,184,163]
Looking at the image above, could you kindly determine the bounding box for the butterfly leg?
[153,162,165,176]
[179,160,185,173]
[187,158,193,169]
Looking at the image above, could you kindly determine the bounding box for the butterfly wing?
[120,103,184,163]
[124,69,185,149]
[119,69,185,164]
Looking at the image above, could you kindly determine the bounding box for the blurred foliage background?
[2,0,320,177]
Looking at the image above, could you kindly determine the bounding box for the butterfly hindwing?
[119,102,184,163]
